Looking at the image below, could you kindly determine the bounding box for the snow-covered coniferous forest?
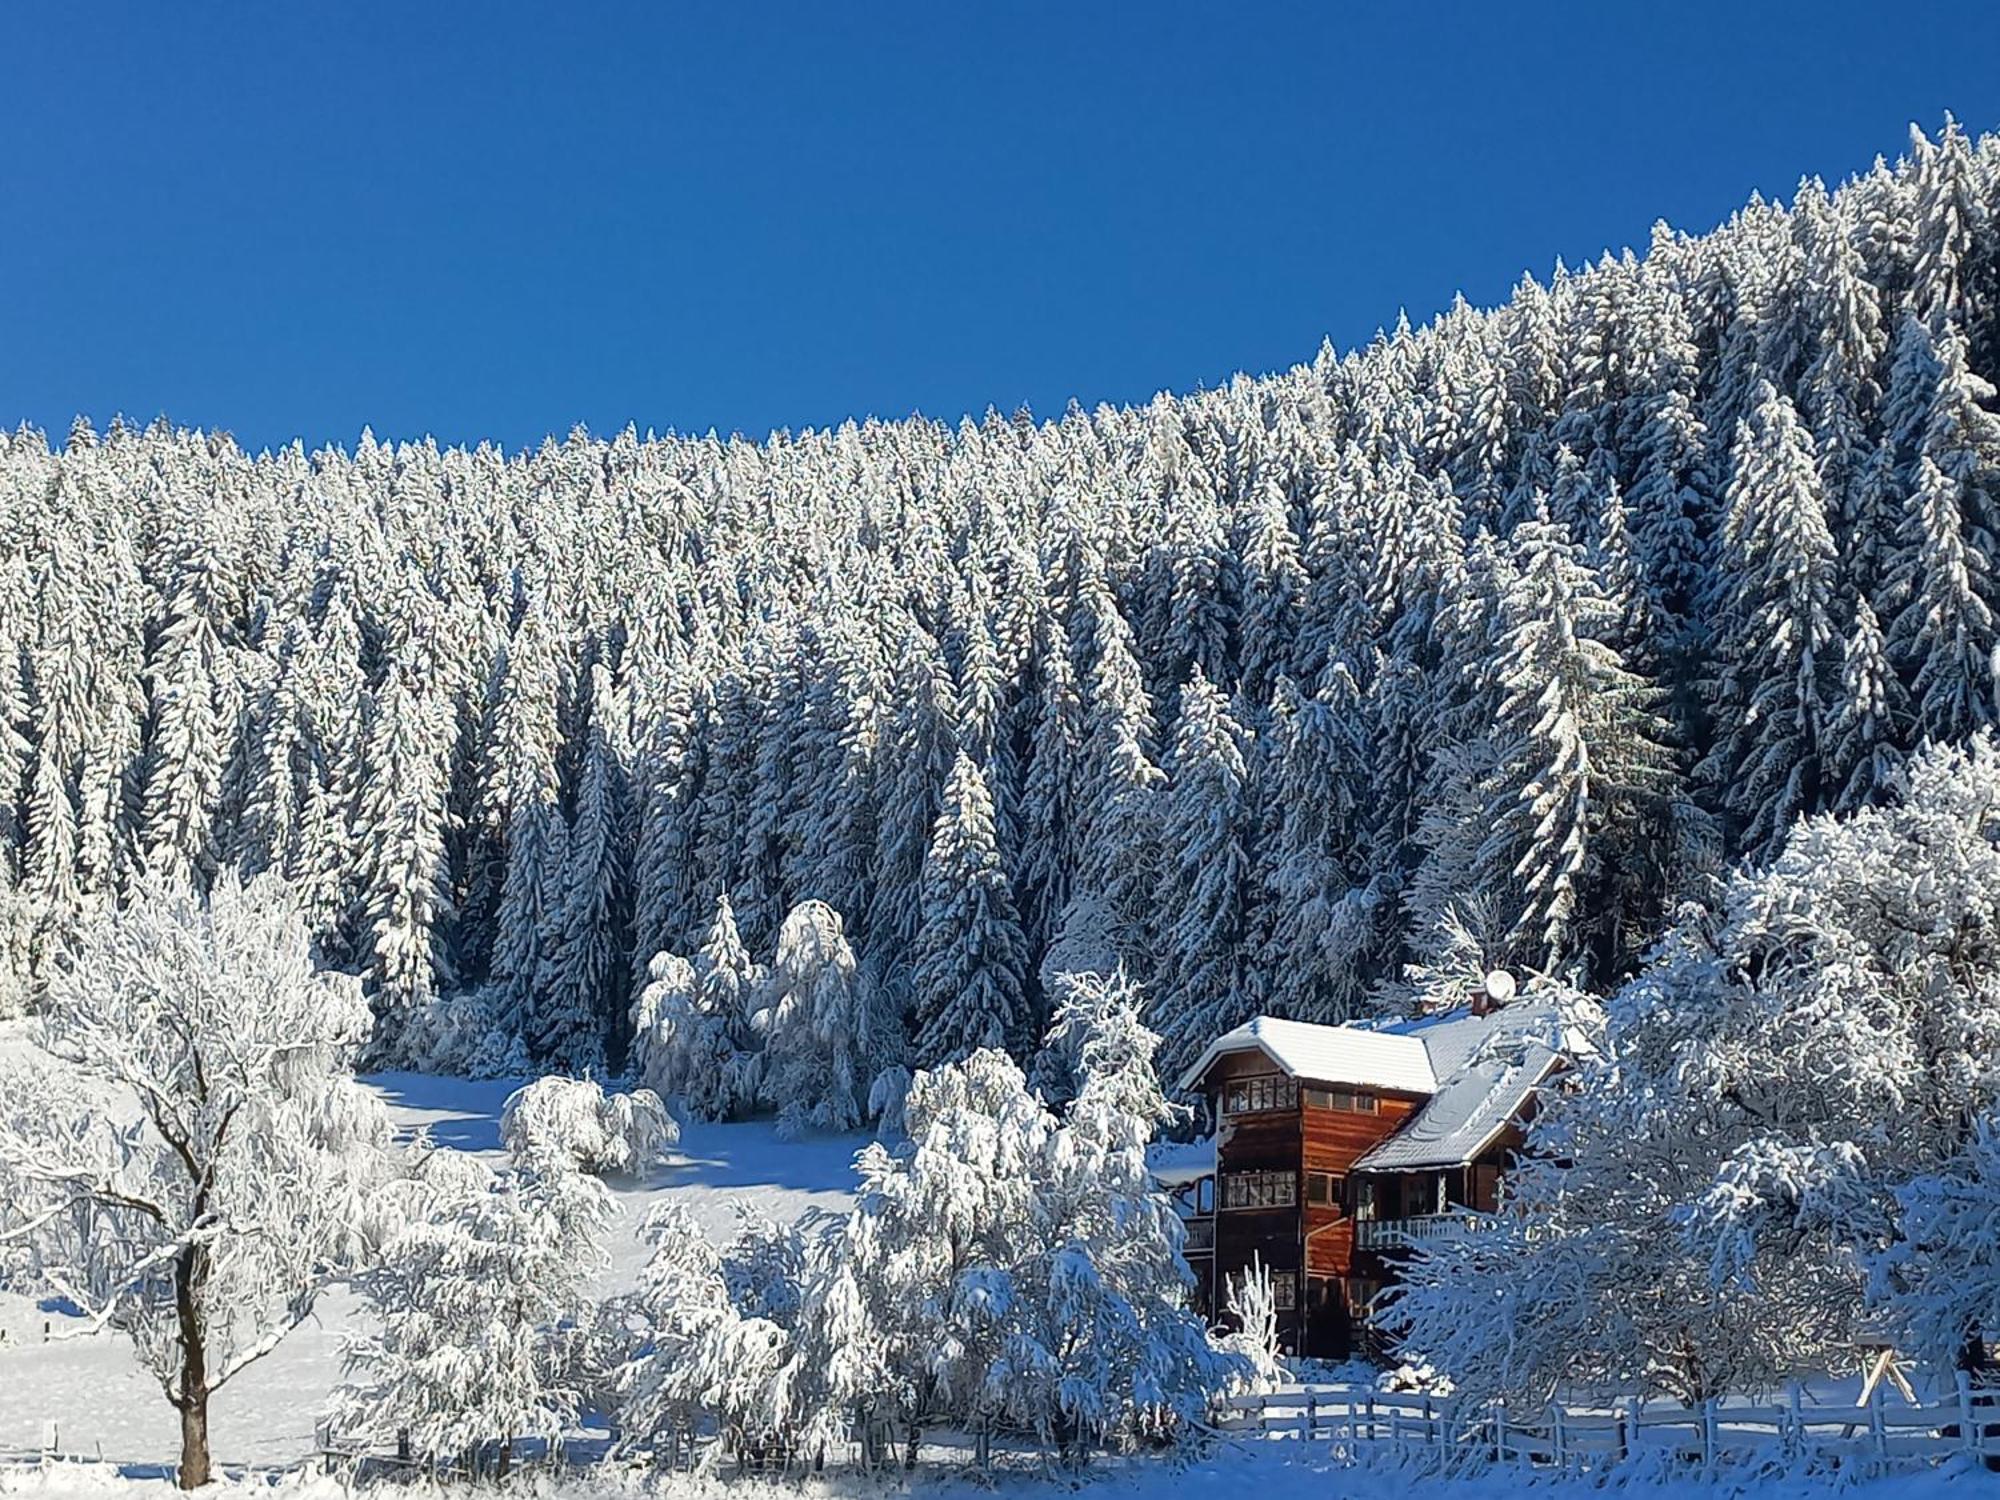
[0,123,1992,1095]
[2,116,2000,1492]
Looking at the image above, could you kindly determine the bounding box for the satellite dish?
[1482,969,1517,1006]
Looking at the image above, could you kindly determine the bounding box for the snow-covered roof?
[1354,999,1570,1170]
[1177,1015,1437,1095]
[1178,999,1576,1171]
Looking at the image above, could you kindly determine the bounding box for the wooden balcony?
[1180,1215,1215,1253]
[1352,1212,1481,1252]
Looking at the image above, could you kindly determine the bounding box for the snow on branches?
[0,874,408,1488]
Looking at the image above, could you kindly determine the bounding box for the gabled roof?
[1353,1036,1558,1170]
[1179,998,1579,1171]
[1177,1015,1436,1095]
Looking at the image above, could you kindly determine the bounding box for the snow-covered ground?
[0,1060,866,1468]
[2,1446,1992,1500]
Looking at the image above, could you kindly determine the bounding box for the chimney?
[1471,968,1516,1016]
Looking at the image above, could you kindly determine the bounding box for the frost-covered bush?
[393,982,532,1078]
[1869,1116,2000,1372]
[499,1075,679,1177]
[331,1154,614,1469]
[755,900,890,1137]
[1221,1258,1284,1391]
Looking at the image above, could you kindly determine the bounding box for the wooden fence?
[1213,1375,2000,1474]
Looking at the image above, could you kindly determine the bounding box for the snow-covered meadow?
[0,1046,862,1469]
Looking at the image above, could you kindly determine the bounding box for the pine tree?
[912,753,1031,1066]
[1151,670,1258,1081]
[1703,381,1841,854]
[1477,507,1673,974]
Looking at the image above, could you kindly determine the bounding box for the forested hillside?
[0,120,1994,1097]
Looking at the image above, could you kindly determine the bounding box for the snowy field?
[0,1047,864,1469]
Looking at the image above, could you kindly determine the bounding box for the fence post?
[1548,1403,1565,1469]
[1959,1369,1980,1460]
[1701,1397,1717,1473]
[1493,1399,1508,1465]
[1304,1388,1317,1443]
[1424,1394,1437,1456]
[1785,1381,1803,1463]
[1867,1379,1886,1463]
[1621,1395,1642,1464]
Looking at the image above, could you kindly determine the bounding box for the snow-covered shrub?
[1869,1116,2000,1372]
[394,982,532,1078]
[1394,737,2000,1403]
[610,1205,799,1466]
[867,1064,912,1139]
[1221,1258,1283,1391]
[332,1155,614,1470]
[499,1075,679,1177]
[634,894,901,1135]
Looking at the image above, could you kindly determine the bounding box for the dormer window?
[1222,1075,1298,1116]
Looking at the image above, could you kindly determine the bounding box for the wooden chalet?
[1164,984,1571,1360]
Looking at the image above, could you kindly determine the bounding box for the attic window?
[1223,1075,1298,1116]
[1303,1086,1379,1114]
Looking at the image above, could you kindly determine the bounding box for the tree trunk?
[179,1396,212,1491]
[175,1246,212,1490]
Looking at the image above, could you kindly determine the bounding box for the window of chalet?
[1196,1175,1215,1215]
[1302,1085,1379,1113]
[1345,1276,1383,1318]
[1305,1171,1339,1206]
[1221,1170,1297,1210]
[1354,1177,1377,1221]
[1223,1075,1298,1116]
[1270,1271,1298,1312]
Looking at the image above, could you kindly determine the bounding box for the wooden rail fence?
[1213,1374,2000,1473]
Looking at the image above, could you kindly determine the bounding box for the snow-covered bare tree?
[0,874,405,1488]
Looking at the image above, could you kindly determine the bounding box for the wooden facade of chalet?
[1167,998,1562,1360]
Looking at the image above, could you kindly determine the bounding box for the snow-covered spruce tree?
[0,874,405,1488]
[1701,380,1842,856]
[1885,454,1998,744]
[1151,669,1259,1082]
[912,752,1031,1066]
[755,898,886,1135]
[499,1075,678,1177]
[331,1153,613,1474]
[534,662,631,1070]
[356,666,458,1030]
[627,892,766,1121]
[1396,735,2000,1403]
[1474,504,1675,977]
[0,122,1994,1062]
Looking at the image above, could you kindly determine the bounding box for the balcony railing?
[1353,1213,1482,1252]
[1180,1216,1215,1253]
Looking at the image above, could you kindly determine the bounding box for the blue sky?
[3,4,1996,454]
